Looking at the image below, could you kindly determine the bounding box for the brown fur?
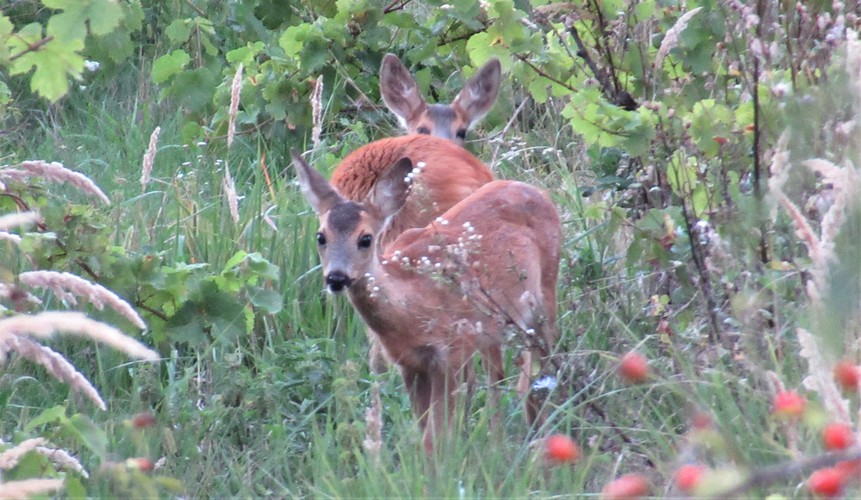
[294,151,562,455]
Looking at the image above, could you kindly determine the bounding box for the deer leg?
[401,367,432,432]
[424,365,459,456]
[367,328,393,374]
[483,345,505,431]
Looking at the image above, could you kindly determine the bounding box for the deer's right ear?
[291,150,342,215]
[380,54,426,128]
[368,157,414,219]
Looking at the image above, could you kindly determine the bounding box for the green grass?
[2,60,857,499]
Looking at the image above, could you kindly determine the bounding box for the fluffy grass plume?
[0,479,65,499]
[140,126,160,192]
[227,63,243,149]
[18,270,147,329]
[0,335,107,410]
[1,161,109,204]
[0,311,158,361]
[0,212,39,231]
[0,438,47,470]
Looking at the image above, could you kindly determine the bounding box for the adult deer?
[380,54,501,145]
[293,152,561,454]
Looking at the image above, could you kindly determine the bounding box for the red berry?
[835,459,861,479]
[601,473,650,500]
[808,468,845,498]
[618,352,650,384]
[130,412,157,429]
[674,464,705,493]
[822,422,855,450]
[691,411,712,430]
[544,434,579,464]
[833,360,860,391]
[772,390,806,418]
[126,457,154,472]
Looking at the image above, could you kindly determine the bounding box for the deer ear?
[452,58,502,128]
[380,54,427,129]
[368,157,414,219]
[291,150,342,215]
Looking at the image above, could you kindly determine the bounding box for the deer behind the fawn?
[379,54,501,145]
[293,152,561,454]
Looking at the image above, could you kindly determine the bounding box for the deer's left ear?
[291,150,343,215]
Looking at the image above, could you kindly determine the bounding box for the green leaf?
[44,0,123,40]
[8,36,85,102]
[24,405,67,432]
[165,19,192,44]
[66,476,87,497]
[67,414,109,457]
[152,50,191,83]
[249,286,283,314]
[223,250,250,272]
[227,42,264,64]
[246,252,279,279]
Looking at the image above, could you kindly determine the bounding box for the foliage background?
[1,0,860,497]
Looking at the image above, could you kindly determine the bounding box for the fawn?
[328,135,495,372]
[380,54,501,145]
[293,152,561,454]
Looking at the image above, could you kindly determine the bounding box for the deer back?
[375,180,561,360]
[329,135,494,246]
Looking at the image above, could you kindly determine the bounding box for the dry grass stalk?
[223,164,240,224]
[0,438,47,470]
[141,126,161,192]
[228,63,243,149]
[0,212,39,231]
[18,270,146,329]
[34,446,88,478]
[0,334,107,410]
[798,328,851,423]
[310,75,324,149]
[362,382,383,465]
[0,479,65,499]
[12,161,110,204]
[654,7,703,70]
[0,311,159,361]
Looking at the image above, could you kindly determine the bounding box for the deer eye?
[417,126,431,135]
[358,234,373,249]
[316,232,327,246]
[455,128,467,140]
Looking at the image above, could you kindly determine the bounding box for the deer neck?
[346,257,418,340]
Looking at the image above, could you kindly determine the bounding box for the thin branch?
[9,35,53,62]
[383,0,412,14]
[717,447,861,498]
[514,53,577,92]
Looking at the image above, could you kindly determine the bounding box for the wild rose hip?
[618,352,649,384]
[601,473,650,500]
[808,468,845,498]
[822,422,855,450]
[544,434,579,464]
[772,390,806,418]
[674,464,705,493]
[833,360,860,391]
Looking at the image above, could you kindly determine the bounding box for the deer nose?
[325,271,352,292]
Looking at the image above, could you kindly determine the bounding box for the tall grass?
[3,37,861,499]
